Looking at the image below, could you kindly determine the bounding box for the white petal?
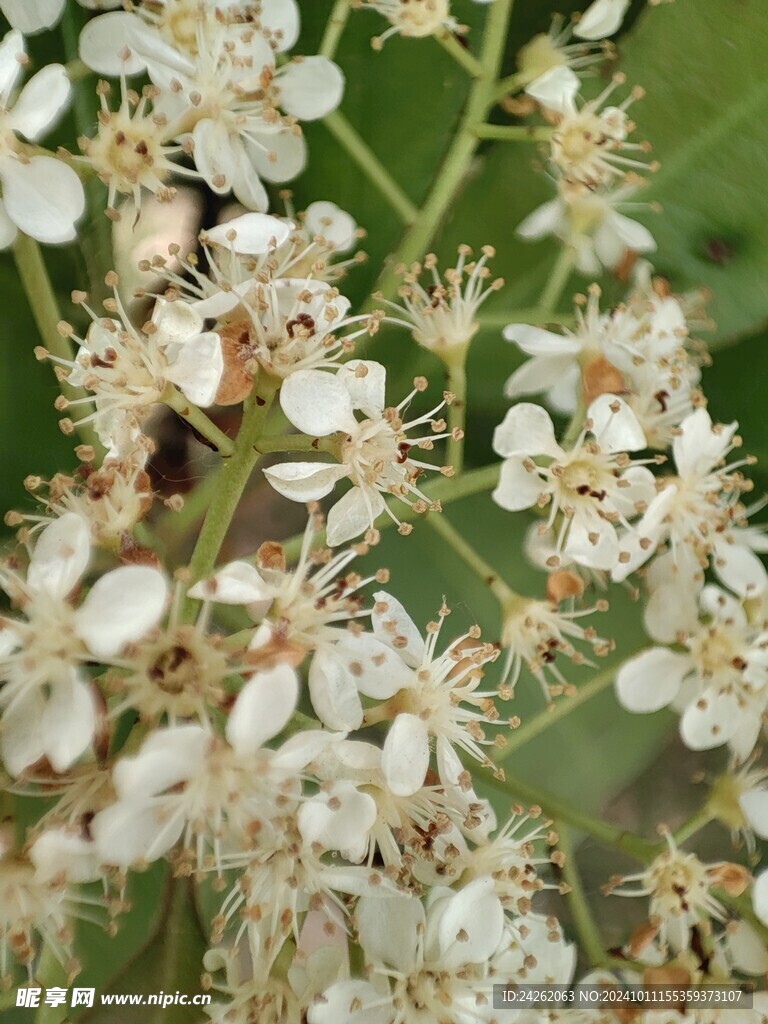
[492,455,544,511]
[753,870,768,926]
[203,213,291,253]
[526,65,580,113]
[0,29,23,101]
[739,790,768,840]
[356,894,423,974]
[229,139,271,212]
[30,829,101,883]
[75,566,168,659]
[151,297,204,345]
[588,394,647,452]
[278,57,344,120]
[78,12,149,75]
[604,210,656,254]
[188,562,274,605]
[0,691,46,776]
[325,486,385,546]
[304,201,357,252]
[565,516,620,571]
[28,513,90,599]
[643,584,700,645]
[673,408,736,477]
[503,323,582,359]
[1,155,84,244]
[42,673,96,773]
[492,403,561,457]
[264,461,349,502]
[713,536,767,598]
[336,360,386,419]
[504,355,575,401]
[723,920,768,975]
[680,689,740,750]
[280,369,356,435]
[0,0,64,34]
[191,119,237,194]
[516,198,565,241]
[166,331,223,406]
[436,878,504,967]
[309,647,364,731]
[381,713,430,796]
[372,590,426,666]
[10,64,70,140]
[307,981,390,1024]
[247,128,307,183]
[332,632,413,699]
[298,783,377,860]
[113,726,208,798]
[574,0,631,39]
[615,648,690,713]
[92,800,184,866]
[0,198,18,248]
[258,0,300,51]
[227,663,298,754]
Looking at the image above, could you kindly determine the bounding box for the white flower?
[606,832,751,955]
[91,663,328,869]
[80,5,344,212]
[615,586,768,761]
[310,591,499,797]
[52,291,223,446]
[266,361,452,546]
[492,402,656,571]
[518,182,656,275]
[309,880,506,1024]
[0,515,167,776]
[0,31,84,247]
[0,0,120,35]
[378,244,503,362]
[575,0,631,40]
[363,0,459,48]
[612,409,762,591]
[504,278,698,449]
[754,870,768,927]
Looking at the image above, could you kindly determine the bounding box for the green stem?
[538,247,576,314]
[483,770,658,862]
[255,433,340,456]
[368,0,516,304]
[497,663,620,762]
[282,461,501,562]
[672,806,714,846]
[425,511,518,606]
[323,111,419,225]
[435,31,484,78]
[491,70,528,104]
[153,465,227,565]
[558,823,608,967]
[319,0,352,58]
[13,234,102,454]
[33,945,68,1024]
[445,357,467,475]
[185,377,279,594]
[163,386,235,456]
[475,123,552,142]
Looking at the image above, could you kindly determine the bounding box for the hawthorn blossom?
[492,402,656,571]
[51,291,223,448]
[504,280,699,448]
[605,832,751,954]
[309,591,499,796]
[378,245,504,363]
[612,408,763,592]
[265,361,453,546]
[0,514,167,776]
[0,30,84,246]
[80,5,344,212]
[308,880,506,1024]
[517,180,656,274]
[615,586,768,761]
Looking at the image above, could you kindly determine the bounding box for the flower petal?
[588,394,647,452]
[280,369,356,436]
[492,455,544,512]
[166,331,224,406]
[381,713,430,796]
[680,689,740,750]
[226,663,299,754]
[574,0,631,39]
[308,647,364,731]
[304,201,357,252]
[356,894,424,974]
[615,648,690,713]
[1,155,84,244]
[325,486,384,546]
[75,566,167,659]
[331,632,414,699]
[372,590,426,666]
[336,360,386,419]
[0,0,64,34]
[264,461,349,502]
[277,57,344,120]
[492,403,561,458]
[203,213,291,253]
[28,513,90,599]
[526,65,580,113]
[42,672,96,773]
[503,324,582,359]
[188,562,274,605]
[10,63,70,140]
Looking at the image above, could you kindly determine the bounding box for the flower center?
[392,0,450,37]
[517,33,567,83]
[342,419,401,487]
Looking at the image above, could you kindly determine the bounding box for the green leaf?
[619,0,768,345]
